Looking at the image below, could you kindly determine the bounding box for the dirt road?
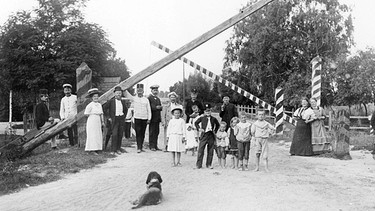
[0,141,375,211]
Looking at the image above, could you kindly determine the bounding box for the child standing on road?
[226,117,239,169]
[251,110,275,172]
[216,121,229,168]
[236,112,252,171]
[167,105,186,167]
[185,123,198,156]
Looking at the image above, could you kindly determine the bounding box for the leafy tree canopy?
[0,0,130,120]
[224,0,354,108]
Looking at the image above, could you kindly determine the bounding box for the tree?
[0,0,130,121]
[169,72,221,105]
[334,48,375,114]
[224,0,354,107]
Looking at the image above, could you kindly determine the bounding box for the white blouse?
[293,107,314,120]
[84,102,103,115]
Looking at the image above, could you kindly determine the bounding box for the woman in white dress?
[167,105,186,166]
[84,88,105,155]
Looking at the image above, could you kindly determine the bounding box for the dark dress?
[290,107,314,156]
[226,127,238,155]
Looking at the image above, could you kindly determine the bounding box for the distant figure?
[195,103,220,169]
[251,110,275,172]
[106,86,128,155]
[59,83,78,146]
[289,97,314,156]
[35,89,58,150]
[84,88,105,155]
[166,105,186,167]
[124,100,133,140]
[133,84,151,153]
[185,88,204,123]
[161,92,181,152]
[219,96,238,131]
[148,85,163,151]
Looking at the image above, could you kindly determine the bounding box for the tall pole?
[182,63,186,102]
[9,90,13,134]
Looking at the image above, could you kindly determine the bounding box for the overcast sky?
[1,0,374,94]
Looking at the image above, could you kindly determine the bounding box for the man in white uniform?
[133,84,151,153]
[59,84,78,146]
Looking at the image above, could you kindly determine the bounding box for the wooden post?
[76,63,92,147]
[331,109,351,160]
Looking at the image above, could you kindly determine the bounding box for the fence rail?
[237,105,372,131]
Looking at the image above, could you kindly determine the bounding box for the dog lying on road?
[131,171,163,209]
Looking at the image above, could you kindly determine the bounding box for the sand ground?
[0,135,375,211]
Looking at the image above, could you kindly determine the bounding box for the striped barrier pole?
[151,41,296,126]
[311,56,322,106]
[76,63,92,147]
[274,87,284,134]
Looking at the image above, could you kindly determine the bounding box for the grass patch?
[0,141,117,196]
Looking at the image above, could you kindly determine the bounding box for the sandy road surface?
[1,141,375,211]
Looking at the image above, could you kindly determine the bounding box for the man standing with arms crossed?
[148,85,163,151]
[60,84,78,146]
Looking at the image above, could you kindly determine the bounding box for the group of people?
[289,97,329,156]
[35,84,278,171]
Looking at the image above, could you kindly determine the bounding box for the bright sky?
[1,0,374,94]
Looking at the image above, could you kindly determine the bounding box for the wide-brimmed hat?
[167,92,178,98]
[63,84,72,89]
[87,88,100,97]
[171,105,183,114]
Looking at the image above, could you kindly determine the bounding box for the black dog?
[131,171,163,209]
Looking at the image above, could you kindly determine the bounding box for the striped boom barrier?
[311,56,322,106]
[76,63,92,147]
[274,87,284,134]
[151,41,296,126]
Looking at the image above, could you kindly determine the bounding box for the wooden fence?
[237,105,371,131]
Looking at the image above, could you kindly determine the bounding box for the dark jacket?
[194,115,220,137]
[219,103,238,125]
[35,102,50,130]
[148,94,162,123]
[106,98,128,121]
[185,99,204,123]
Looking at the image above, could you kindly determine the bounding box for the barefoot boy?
[251,110,275,172]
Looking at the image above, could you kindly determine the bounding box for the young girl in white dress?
[185,105,200,156]
[84,88,105,155]
[167,105,186,166]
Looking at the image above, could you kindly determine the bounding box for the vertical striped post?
[274,87,284,134]
[311,56,322,106]
[332,110,351,160]
[76,63,92,147]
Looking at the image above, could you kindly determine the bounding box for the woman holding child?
[289,97,314,156]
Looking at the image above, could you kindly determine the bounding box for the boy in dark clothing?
[35,89,58,149]
[194,103,220,169]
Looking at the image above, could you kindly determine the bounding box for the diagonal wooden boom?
[151,41,296,126]
[0,0,274,159]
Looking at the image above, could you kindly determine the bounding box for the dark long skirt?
[290,119,313,156]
